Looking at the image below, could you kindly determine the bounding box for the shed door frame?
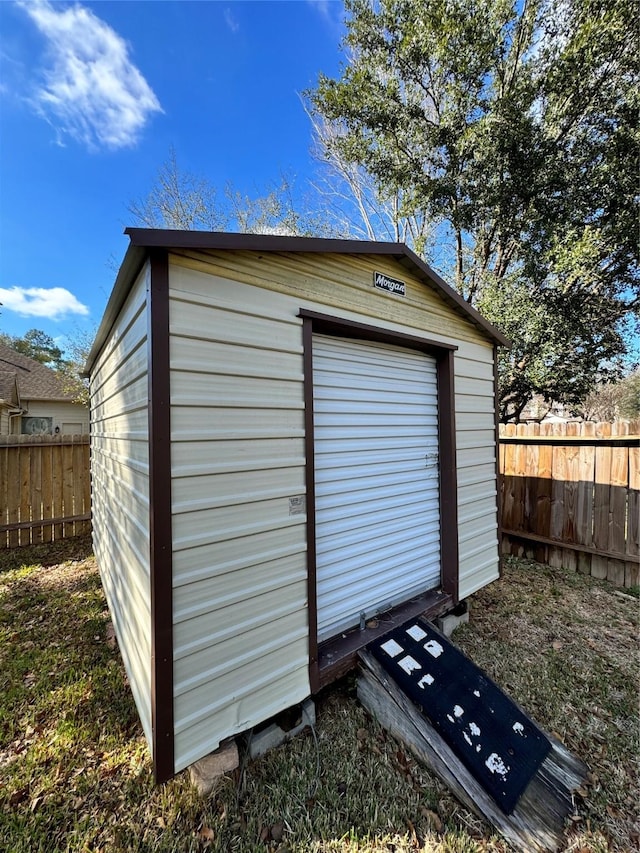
[300,309,459,692]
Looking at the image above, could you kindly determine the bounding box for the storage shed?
[85,229,509,782]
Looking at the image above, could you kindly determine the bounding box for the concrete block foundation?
[436,600,470,637]
[248,698,316,761]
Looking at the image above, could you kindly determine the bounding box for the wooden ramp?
[358,631,589,853]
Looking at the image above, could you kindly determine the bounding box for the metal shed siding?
[170,248,486,346]
[166,253,499,770]
[454,344,500,598]
[90,264,152,747]
[167,252,499,600]
[313,334,441,640]
[168,264,310,772]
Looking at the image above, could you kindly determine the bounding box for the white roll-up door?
[313,334,441,642]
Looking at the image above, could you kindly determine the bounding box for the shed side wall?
[90,263,153,747]
[168,252,499,771]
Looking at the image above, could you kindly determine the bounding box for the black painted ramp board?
[369,618,552,814]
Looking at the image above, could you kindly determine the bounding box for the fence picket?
[41,442,53,544]
[0,435,90,548]
[7,438,20,548]
[548,424,566,568]
[591,423,612,579]
[51,436,64,541]
[499,421,640,586]
[18,443,31,547]
[30,442,43,545]
[627,452,640,588]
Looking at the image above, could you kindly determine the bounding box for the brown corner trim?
[437,350,459,603]
[148,249,175,783]
[302,316,320,693]
[493,345,504,577]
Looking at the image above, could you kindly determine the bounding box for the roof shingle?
[0,343,74,401]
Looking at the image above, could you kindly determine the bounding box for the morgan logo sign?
[374,271,406,296]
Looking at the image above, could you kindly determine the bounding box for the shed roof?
[86,229,509,373]
[0,342,74,402]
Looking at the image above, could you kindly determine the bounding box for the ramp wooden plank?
[358,648,588,853]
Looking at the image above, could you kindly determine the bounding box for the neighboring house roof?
[0,343,74,402]
[0,370,20,406]
[85,229,510,374]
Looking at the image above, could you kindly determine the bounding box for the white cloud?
[307,1,345,36]
[0,286,90,319]
[308,0,332,18]
[18,0,162,150]
[224,8,240,34]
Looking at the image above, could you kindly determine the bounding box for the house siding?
[167,252,499,770]
[90,263,153,748]
[20,400,89,434]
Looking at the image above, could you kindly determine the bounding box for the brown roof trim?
[133,228,508,340]
[82,244,148,377]
[85,228,509,377]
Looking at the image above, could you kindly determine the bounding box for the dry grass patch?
[0,541,637,852]
[453,558,639,852]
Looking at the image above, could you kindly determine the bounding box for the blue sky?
[0,0,346,350]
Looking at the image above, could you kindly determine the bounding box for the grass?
[0,539,638,853]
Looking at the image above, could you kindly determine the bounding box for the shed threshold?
[317,589,452,689]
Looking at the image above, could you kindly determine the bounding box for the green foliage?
[617,371,640,419]
[0,329,67,371]
[309,0,639,420]
[56,328,95,406]
[0,327,92,406]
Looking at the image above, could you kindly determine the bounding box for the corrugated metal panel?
[455,375,495,398]
[313,334,441,641]
[170,257,500,603]
[172,526,306,587]
[454,348,500,599]
[173,626,308,736]
[459,545,500,597]
[174,666,309,770]
[171,249,491,347]
[168,267,310,774]
[89,263,153,748]
[166,258,500,770]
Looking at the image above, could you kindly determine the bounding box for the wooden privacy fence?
[0,435,91,549]
[499,421,640,588]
